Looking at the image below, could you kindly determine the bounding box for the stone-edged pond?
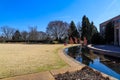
[65,45,120,79]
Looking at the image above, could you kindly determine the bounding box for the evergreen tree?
[69,21,79,43]
[81,15,98,44]
[91,33,105,44]
[12,30,22,40]
[81,15,90,43]
[105,21,114,44]
[90,22,98,36]
[90,22,98,43]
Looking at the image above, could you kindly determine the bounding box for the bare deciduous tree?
[28,26,39,40]
[21,31,29,41]
[1,26,15,40]
[77,22,82,38]
[37,31,48,40]
[46,21,69,41]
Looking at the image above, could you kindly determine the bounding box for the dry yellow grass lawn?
[0,44,67,79]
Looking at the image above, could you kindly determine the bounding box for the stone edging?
[50,44,85,76]
[87,44,120,58]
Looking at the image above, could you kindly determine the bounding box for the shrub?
[91,33,105,45]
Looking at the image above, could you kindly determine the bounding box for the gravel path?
[54,66,110,80]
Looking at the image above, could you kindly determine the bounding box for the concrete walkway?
[88,45,120,58]
[93,45,120,52]
[0,71,55,80]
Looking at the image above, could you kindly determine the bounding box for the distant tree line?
[0,26,48,43]
[0,15,104,44]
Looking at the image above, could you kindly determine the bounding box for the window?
[102,26,105,31]
[115,19,120,24]
[118,19,120,22]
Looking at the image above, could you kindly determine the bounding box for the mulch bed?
[54,66,110,80]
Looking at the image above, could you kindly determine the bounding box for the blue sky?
[0,0,120,32]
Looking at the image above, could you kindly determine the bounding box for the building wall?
[100,15,120,46]
[114,24,120,45]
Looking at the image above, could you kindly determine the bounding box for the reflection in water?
[81,53,93,65]
[66,46,120,79]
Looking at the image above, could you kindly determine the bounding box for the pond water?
[65,46,120,79]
